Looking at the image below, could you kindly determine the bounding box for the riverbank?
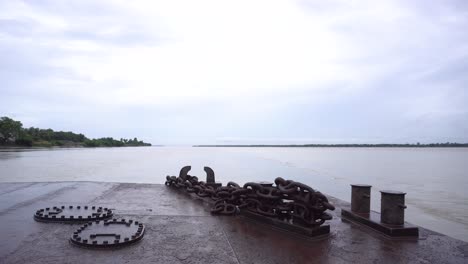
[0,181,466,263]
[0,145,154,150]
[0,139,151,148]
[0,116,151,147]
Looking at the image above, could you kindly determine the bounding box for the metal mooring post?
[380,190,407,225]
[350,184,371,214]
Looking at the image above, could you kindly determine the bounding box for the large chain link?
[166,174,335,227]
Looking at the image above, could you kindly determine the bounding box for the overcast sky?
[1,0,467,144]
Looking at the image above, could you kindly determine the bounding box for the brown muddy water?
[0,146,467,242]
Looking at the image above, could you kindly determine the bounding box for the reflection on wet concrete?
[0,182,466,264]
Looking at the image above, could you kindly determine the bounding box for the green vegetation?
[194,143,468,148]
[83,137,150,147]
[0,116,151,148]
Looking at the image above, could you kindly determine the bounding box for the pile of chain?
[165,169,335,228]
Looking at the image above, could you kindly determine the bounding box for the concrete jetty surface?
[0,182,466,264]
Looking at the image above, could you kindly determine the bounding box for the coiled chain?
[165,174,335,227]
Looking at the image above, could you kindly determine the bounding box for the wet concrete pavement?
[0,182,466,264]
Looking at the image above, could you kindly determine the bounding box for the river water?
[0,146,467,242]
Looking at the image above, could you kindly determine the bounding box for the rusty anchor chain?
[165,166,335,228]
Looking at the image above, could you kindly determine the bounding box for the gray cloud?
[1,0,467,144]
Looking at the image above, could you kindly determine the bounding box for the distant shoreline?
[193,143,468,148]
[1,116,151,148]
[0,145,155,150]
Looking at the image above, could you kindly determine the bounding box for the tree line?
[0,116,151,147]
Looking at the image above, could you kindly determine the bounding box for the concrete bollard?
[380,190,407,225]
[350,184,372,214]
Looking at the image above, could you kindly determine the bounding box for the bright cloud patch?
[1,0,467,144]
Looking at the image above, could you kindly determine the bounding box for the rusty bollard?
[380,190,407,225]
[351,184,371,214]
